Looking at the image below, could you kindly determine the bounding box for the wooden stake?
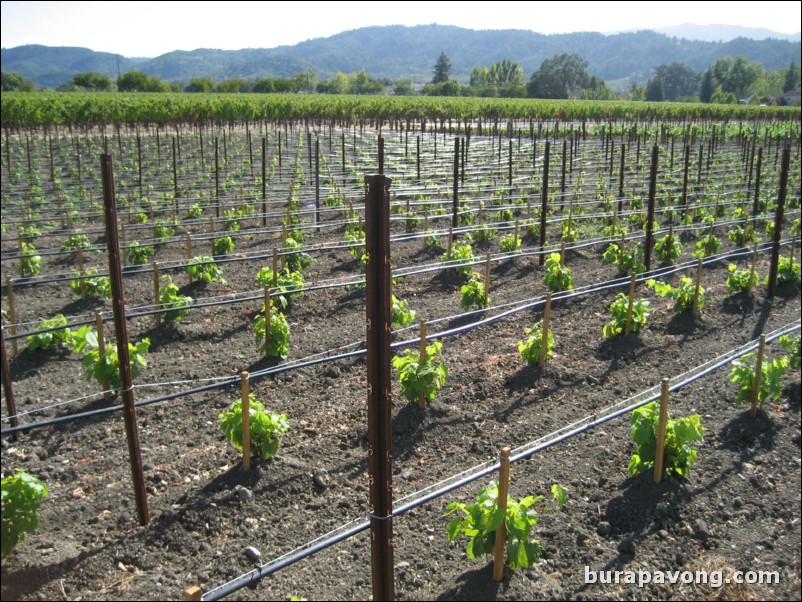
[185,234,193,284]
[241,371,251,471]
[281,226,287,269]
[750,334,766,418]
[653,378,670,483]
[447,228,453,260]
[492,447,512,582]
[6,277,17,356]
[17,231,24,277]
[152,262,161,326]
[264,286,271,359]
[182,586,202,601]
[418,319,427,406]
[272,248,279,287]
[484,254,492,307]
[692,257,704,316]
[95,311,110,394]
[77,247,86,298]
[624,272,637,336]
[747,242,758,296]
[559,241,566,267]
[539,293,552,368]
[209,216,216,256]
[119,220,126,266]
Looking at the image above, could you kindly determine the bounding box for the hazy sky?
[2,1,801,57]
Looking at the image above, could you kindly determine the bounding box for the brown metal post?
[315,138,321,232]
[539,141,550,265]
[752,147,763,217]
[262,136,268,227]
[214,137,220,217]
[644,144,658,271]
[6,277,18,357]
[1,328,21,440]
[452,137,460,228]
[100,154,150,526]
[617,144,625,216]
[416,135,421,181]
[680,144,690,217]
[172,137,179,203]
[767,147,790,300]
[364,174,395,601]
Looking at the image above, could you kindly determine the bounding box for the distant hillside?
[3,24,800,89]
[654,23,801,42]
[1,45,144,89]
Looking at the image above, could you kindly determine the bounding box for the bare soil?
[2,221,800,601]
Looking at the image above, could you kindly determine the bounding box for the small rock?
[617,538,636,555]
[658,530,670,540]
[324,366,341,378]
[576,532,588,546]
[234,485,254,504]
[396,561,410,570]
[675,552,685,566]
[693,520,710,541]
[245,546,262,562]
[313,470,331,490]
[597,521,611,536]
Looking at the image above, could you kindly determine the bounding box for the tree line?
[2,51,799,106]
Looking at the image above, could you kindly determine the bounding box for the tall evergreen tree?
[432,52,452,84]
[783,61,800,92]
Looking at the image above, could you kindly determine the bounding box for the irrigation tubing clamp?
[198,321,799,601]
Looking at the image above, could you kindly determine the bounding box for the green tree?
[654,63,700,101]
[527,53,590,99]
[470,66,490,88]
[71,72,113,91]
[645,77,665,101]
[349,70,384,94]
[327,72,351,94]
[432,52,452,84]
[707,56,760,100]
[422,80,462,96]
[186,77,215,93]
[581,76,614,100]
[292,72,317,93]
[253,78,297,93]
[783,61,800,93]
[117,70,168,92]
[1,71,35,92]
[629,82,646,101]
[700,68,715,103]
[217,78,251,93]
[710,85,737,104]
[393,78,414,95]
[489,59,525,88]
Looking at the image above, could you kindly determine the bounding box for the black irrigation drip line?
[3,236,794,341]
[200,320,800,601]
[3,239,794,432]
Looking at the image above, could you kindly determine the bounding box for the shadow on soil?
[436,564,503,601]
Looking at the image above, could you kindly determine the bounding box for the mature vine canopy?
[1,92,799,127]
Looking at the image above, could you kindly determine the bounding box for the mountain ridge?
[3,24,800,89]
